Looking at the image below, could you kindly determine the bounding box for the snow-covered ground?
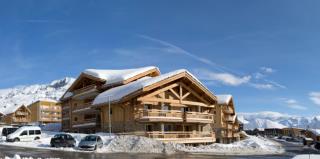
[0,131,284,155]
[292,154,320,159]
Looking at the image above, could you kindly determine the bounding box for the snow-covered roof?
[37,98,58,103]
[0,104,28,115]
[83,66,159,85]
[309,129,320,136]
[93,69,212,106]
[216,94,233,105]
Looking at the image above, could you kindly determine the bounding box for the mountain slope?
[238,111,320,130]
[0,77,75,114]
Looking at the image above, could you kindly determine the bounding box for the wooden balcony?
[73,84,97,95]
[41,106,61,111]
[72,85,99,100]
[185,112,214,123]
[223,108,234,114]
[72,118,100,128]
[15,111,29,116]
[221,131,233,138]
[145,131,215,144]
[12,117,30,123]
[137,110,183,122]
[72,103,97,114]
[224,116,234,123]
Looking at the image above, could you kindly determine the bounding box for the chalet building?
[282,128,303,138]
[305,129,320,142]
[28,99,62,124]
[60,66,219,144]
[0,105,31,125]
[264,128,282,137]
[214,95,240,143]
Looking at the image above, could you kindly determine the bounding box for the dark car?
[315,142,320,150]
[1,127,19,137]
[50,134,76,148]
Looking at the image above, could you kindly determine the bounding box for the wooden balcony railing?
[137,110,183,119]
[73,103,91,111]
[224,116,234,122]
[15,111,29,116]
[12,117,30,123]
[223,108,234,114]
[185,112,214,123]
[137,110,215,123]
[145,131,213,139]
[73,84,97,95]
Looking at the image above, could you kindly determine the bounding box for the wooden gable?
[136,72,217,107]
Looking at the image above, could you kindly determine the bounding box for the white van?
[6,126,41,142]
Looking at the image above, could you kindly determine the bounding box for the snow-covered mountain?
[238,111,320,130]
[0,77,75,113]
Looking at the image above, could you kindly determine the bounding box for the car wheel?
[34,137,40,140]
[94,145,97,151]
[14,138,20,142]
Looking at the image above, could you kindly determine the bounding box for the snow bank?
[0,132,284,155]
[292,154,320,159]
[179,135,284,155]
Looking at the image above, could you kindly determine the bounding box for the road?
[0,140,319,159]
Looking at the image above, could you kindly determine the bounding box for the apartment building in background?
[214,95,240,143]
[0,105,31,125]
[28,99,61,124]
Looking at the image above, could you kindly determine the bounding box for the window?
[144,104,152,110]
[161,103,170,111]
[84,114,96,120]
[35,130,41,135]
[20,131,28,136]
[146,125,152,132]
[29,130,35,135]
[74,117,78,122]
[163,125,171,131]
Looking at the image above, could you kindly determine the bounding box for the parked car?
[78,135,103,151]
[50,134,76,148]
[315,142,320,150]
[1,127,19,137]
[6,126,41,142]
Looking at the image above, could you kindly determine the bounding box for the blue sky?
[0,0,320,116]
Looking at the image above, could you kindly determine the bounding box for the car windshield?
[53,134,64,139]
[83,135,97,141]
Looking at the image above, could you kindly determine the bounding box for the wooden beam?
[138,97,208,107]
[180,82,210,105]
[140,83,179,99]
[169,88,180,99]
[181,92,191,100]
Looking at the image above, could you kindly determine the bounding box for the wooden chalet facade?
[1,105,31,125]
[60,67,219,144]
[28,99,62,124]
[214,95,240,143]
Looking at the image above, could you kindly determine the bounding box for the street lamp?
[108,96,112,137]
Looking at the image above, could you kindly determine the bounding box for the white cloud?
[193,69,251,86]
[281,98,307,110]
[251,83,274,90]
[309,92,320,106]
[137,34,285,90]
[261,67,275,73]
